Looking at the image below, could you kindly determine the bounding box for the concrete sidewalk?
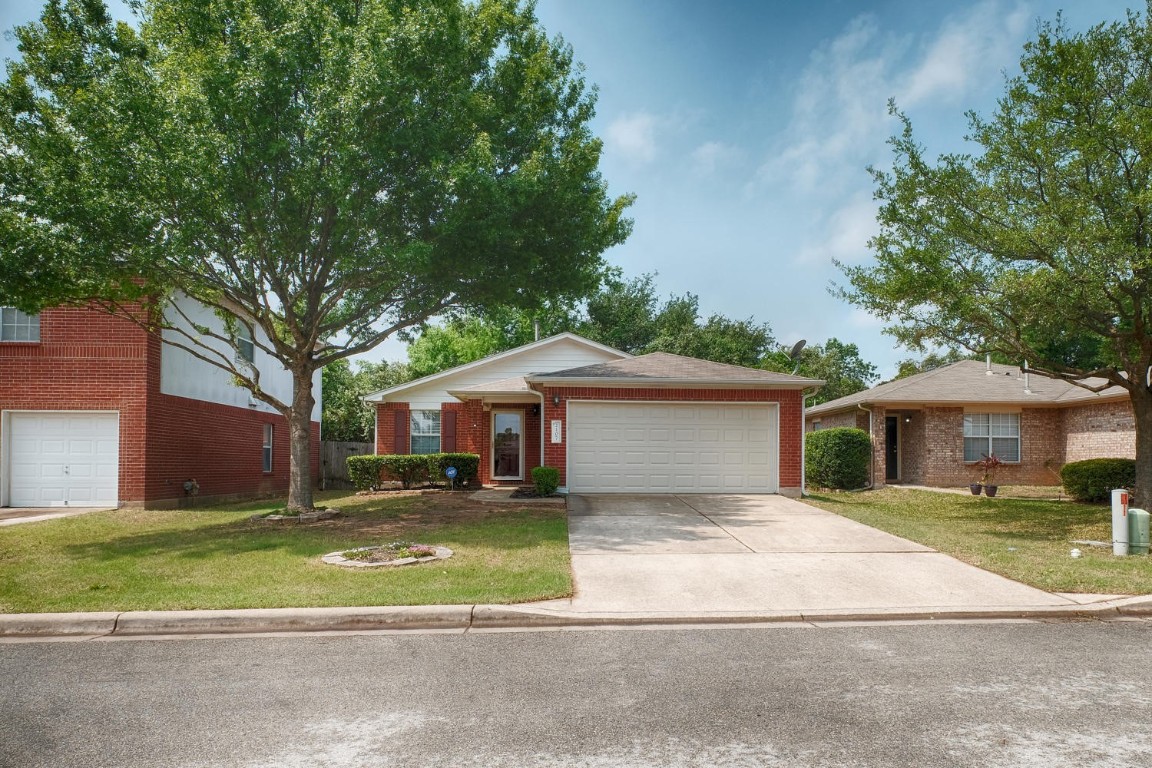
[2,492,1150,638]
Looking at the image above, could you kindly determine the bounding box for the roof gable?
[528,351,823,388]
[363,332,630,402]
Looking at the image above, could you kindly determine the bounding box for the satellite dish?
[789,339,807,375]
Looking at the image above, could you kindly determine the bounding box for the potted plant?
[977,453,1002,497]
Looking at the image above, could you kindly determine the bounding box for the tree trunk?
[285,368,318,512]
[1132,386,1152,509]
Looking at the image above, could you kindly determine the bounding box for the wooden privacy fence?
[320,441,374,489]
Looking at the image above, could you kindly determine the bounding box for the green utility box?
[1129,508,1150,555]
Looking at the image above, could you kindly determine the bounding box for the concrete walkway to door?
[555,494,1082,617]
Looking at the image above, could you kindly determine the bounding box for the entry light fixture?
[552,394,561,406]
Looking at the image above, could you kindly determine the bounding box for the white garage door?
[567,402,778,493]
[7,412,119,507]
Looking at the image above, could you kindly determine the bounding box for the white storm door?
[8,412,119,507]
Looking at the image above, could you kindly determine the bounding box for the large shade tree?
[839,6,1152,503]
[0,0,632,510]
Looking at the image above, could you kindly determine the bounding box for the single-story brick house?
[364,333,823,495]
[805,360,1134,488]
[0,297,320,509]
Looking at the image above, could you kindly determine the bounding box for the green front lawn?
[0,491,572,613]
[804,487,1152,595]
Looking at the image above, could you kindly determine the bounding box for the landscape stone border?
[322,545,454,569]
[250,508,343,524]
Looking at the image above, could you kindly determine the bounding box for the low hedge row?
[1060,458,1136,502]
[805,427,871,490]
[346,453,481,490]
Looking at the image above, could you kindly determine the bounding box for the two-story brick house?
[0,297,320,508]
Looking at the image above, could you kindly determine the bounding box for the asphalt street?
[3,620,1151,767]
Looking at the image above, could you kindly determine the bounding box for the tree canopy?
[763,338,878,404]
[321,359,411,443]
[839,5,1152,502]
[1,0,631,510]
[404,269,779,375]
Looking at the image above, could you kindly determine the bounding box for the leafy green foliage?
[763,338,878,404]
[346,453,480,491]
[406,268,779,373]
[1,0,631,511]
[839,7,1152,504]
[805,428,872,490]
[322,359,411,442]
[893,349,974,380]
[531,466,560,496]
[1060,458,1137,502]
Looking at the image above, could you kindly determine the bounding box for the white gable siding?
[399,338,622,409]
[160,294,322,421]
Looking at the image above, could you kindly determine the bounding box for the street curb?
[3,597,1152,638]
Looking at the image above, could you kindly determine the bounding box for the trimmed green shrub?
[1060,458,1136,502]
[428,453,481,487]
[532,466,560,496]
[381,455,432,489]
[806,427,871,490]
[346,455,389,491]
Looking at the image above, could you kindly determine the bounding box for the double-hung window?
[410,410,441,455]
[262,424,273,472]
[236,324,255,363]
[963,413,1020,462]
[1,307,40,342]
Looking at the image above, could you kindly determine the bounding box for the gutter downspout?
[533,388,546,478]
[801,387,820,497]
[857,403,875,489]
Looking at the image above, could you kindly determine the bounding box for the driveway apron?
[564,494,1076,614]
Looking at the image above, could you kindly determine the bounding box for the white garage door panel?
[7,413,119,507]
[568,402,778,494]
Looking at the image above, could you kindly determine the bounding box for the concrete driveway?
[563,494,1079,616]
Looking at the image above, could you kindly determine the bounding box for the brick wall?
[2,305,320,507]
[543,387,806,493]
[1064,400,1136,462]
[807,409,866,431]
[918,407,1064,487]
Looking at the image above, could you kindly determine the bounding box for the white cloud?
[901,1,1029,106]
[605,112,659,163]
[794,193,879,266]
[690,140,741,174]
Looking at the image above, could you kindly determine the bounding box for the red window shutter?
[393,409,409,454]
[442,410,457,453]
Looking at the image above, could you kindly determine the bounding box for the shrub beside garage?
[806,427,871,490]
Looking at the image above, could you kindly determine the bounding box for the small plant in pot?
[977,453,1002,497]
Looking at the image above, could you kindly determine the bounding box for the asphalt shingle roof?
[807,360,1125,416]
[530,352,823,386]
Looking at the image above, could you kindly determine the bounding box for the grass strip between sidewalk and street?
[0,490,572,613]
[804,487,1152,595]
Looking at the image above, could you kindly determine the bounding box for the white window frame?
[1,307,40,342]
[262,424,273,473]
[410,409,441,455]
[963,412,1020,463]
[236,323,255,364]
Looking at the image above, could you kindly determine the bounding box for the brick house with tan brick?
[364,333,822,495]
[0,297,320,509]
[804,360,1134,488]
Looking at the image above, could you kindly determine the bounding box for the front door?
[884,416,899,482]
[492,411,523,480]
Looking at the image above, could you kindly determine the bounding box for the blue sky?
[1,0,1139,376]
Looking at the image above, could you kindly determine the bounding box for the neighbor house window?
[963,413,1020,462]
[410,409,441,454]
[236,324,255,363]
[1,307,40,342]
[262,424,273,472]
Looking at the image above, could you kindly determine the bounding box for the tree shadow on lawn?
[60,497,567,564]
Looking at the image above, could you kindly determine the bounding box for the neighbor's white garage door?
[567,402,778,493]
[7,412,119,507]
